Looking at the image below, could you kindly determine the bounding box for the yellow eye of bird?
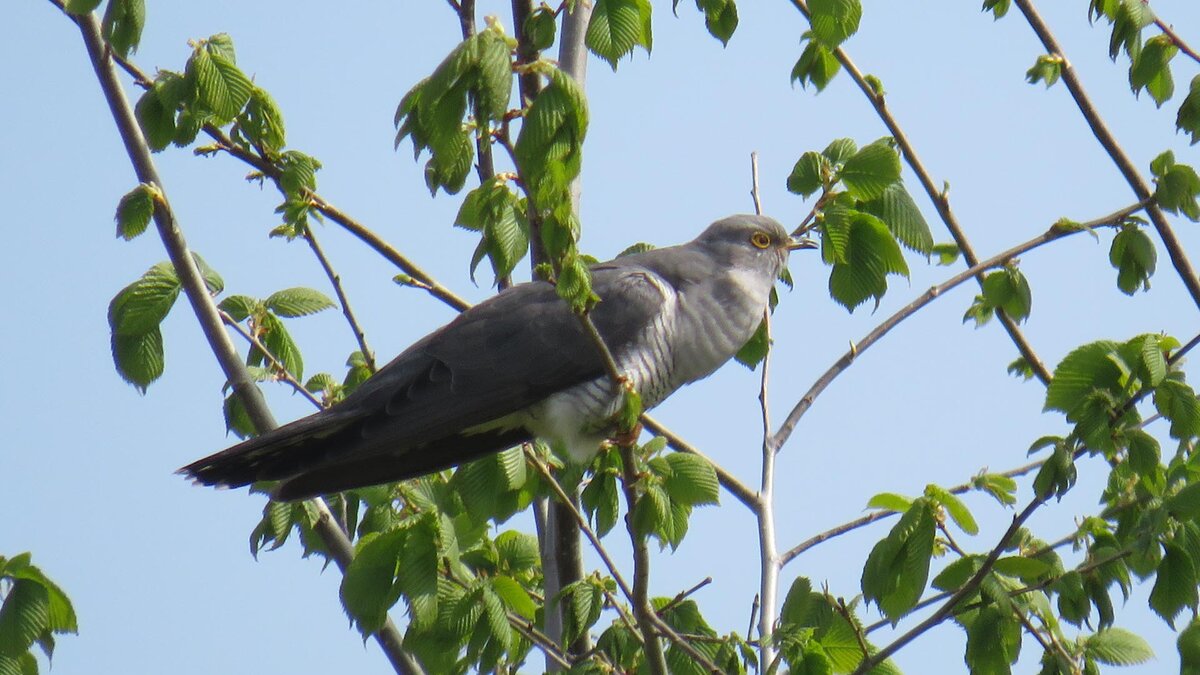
[750,232,772,249]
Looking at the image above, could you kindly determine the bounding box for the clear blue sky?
[6,0,1200,672]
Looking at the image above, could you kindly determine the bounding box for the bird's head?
[695,214,816,280]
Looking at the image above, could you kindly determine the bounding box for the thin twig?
[301,227,377,372]
[747,594,760,642]
[750,152,764,216]
[770,200,1149,453]
[218,310,324,408]
[657,577,713,615]
[1012,0,1200,311]
[756,310,780,668]
[61,7,422,673]
[787,0,1053,385]
[781,458,1044,566]
[1156,17,1200,65]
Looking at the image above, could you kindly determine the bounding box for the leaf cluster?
[0,554,77,675]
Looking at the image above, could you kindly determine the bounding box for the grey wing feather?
[180,262,670,496]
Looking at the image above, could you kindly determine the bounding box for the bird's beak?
[786,237,818,251]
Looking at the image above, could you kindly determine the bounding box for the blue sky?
[6,0,1200,672]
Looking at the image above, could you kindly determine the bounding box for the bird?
[180,214,813,501]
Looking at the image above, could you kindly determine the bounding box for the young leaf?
[523,7,558,50]
[696,0,738,45]
[1026,54,1063,88]
[108,263,182,336]
[1109,227,1156,294]
[861,498,936,620]
[187,36,254,124]
[258,313,305,380]
[264,287,335,318]
[786,151,827,198]
[662,453,720,506]
[827,211,909,312]
[1129,34,1178,107]
[865,492,912,513]
[101,0,145,58]
[1044,340,1123,419]
[114,183,157,240]
[858,182,934,254]
[1155,161,1200,221]
[1154,378,1200,441]
[926,484,978,535]
[1178,75,1200,145]
[1085,628,1154,666]
[586,0,653,70]
[822,138,857,164]
[791,36,840,91]
[1180,618,1200,672]
[111,327,165,393]
[340,530,405,634]
[1149,542,1198,627]
[965,605,1021,674]
[837,138,901,201]
[734,318,769,369]
[808,0,861,48]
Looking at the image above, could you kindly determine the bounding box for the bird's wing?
[181,262,671,497]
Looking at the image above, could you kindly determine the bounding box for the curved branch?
[770,201,1148,453]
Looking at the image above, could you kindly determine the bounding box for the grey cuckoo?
[181,214,812,500]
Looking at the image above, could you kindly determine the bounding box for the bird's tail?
[177,410,359,491]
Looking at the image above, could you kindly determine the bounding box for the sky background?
[6,0,1200,672]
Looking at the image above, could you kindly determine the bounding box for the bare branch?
[302,227,377,372]
[771,201,1149,453]
[756,311,780,668]
[750,152,764,216]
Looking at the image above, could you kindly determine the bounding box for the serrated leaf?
[0,580,49,658]
[108,263,181,336]
[926,485,978,535]
[965,605,1020,674]
[188,38,253,123]
[259,312,304,380]
[1178,75,1200,145]
[1154,379,1200,441]
[1086,628,1154,665]
[1109,227,1156,294]
[1156,161,1200,221]
[787,151,827,198]
[1149,542,1198,627]
[111,326,164,392]
[114,183,156,240]
[808,0,862,48]
[662,453,719,506]
[491,575,536,620]
[859,182,934,254]
[265,287,335,318]
[1130,34,1177,107]
[696,0,738,45]
[827,211,909,311]
[932,242,960,266]
[861,499,936,620]
[524,7,558,50]
[1044,340,1123,419]
[838,138,901,201]
[791,37,840,91]
[397,517,439,630]
[1169,483,1200,521]
[101,0,145,58]
[586,0,653,69]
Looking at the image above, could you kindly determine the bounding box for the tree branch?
[787,0,1053,384]
[771,201,1149,453]
[64,7,422,674]
[756,313,780,667]
[301,226,377,372]
[1012,0,1200,311]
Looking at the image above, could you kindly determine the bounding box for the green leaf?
[859,182,934,254]
[826,211,909,311]
[861,498,936,620]
[791,37,840,91]
[258,312,305,380]
[992,556,1050,582]
[838,138,901,201]
[965,604,1021,674]
[135,73,185,152]
[822,138,857,164]
[114,183,156,240]
[808,0,862,48]
[662,453,720,506]
[865,492,912,513]
[111,326,164,392]
[1149,542,1198,627]
[265,287,335,318]
[222,390,256,438]
[559,580,602,645]
[1044,340,1123,418]
[1155,160,1200,221]
[980,266,1032,322]
[108,263,181,336]
[0,580,49,658]
[1085,628,1154,666]
[514,67,588,215]
[233,87,287,153]
[187,36,254,124]
[1154,378,1200,441]
[932,242,960,266]
[1109,227,1156,294]
[396,516,439,630]
[926,485,978,535]
[491,575,536,620]
[585,0,653,70]
[1178,75,1200,145]
[101,0,145,58]
[696,0,738,45]
[1125,427,1161,476]
[1169,483,1200,521]
[976,472,1018,506]
[1026,54,1063,88]
[982,0,1011,19]
[1130,34,1177,107]
[786,151,827,198]
[734,317,769,369]
[191,252,224,295]
[1180,618,1200,673]
[481,585,512,652]
[524,7,558,51]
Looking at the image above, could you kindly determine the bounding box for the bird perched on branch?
[181,214,813,501]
